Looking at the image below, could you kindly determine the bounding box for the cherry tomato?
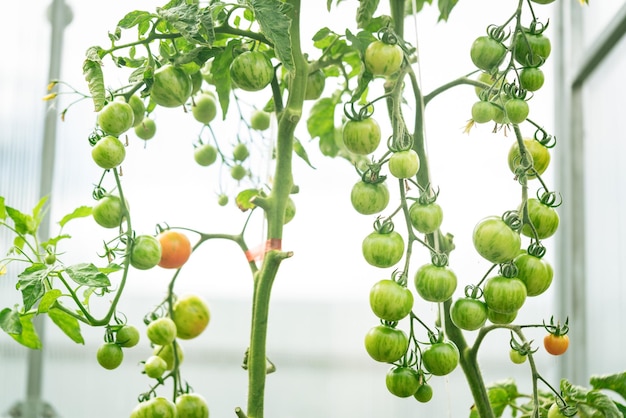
[408,201,443,234]
[388,150,420,179]
[194,143,218,167]
[91,135,126,169]
[342,118,381,155]
[369,279,414,321]
[92,194,125,229]
[230,51,274,92]
[154,342,184,370]
[472,216,521,264]
[414,264,457,303]
[509,349,527,364]
[130,235,162,270]
[522,198,560,239]
[514,252,553,296]
[450,297,488,331]
[422,340,459,376]
[362,230,404,268]
[232,143,250,162]
[97,101,135,136]
[350,181,389,215]
[519,67,545,91]
[176,393,210,418]
[96,342,124,370]
[471,101,496,124]
[386,366,420,398]
[146,317,178,346]
[128,94,146,127]
[191,93,217,124]
[230,164,247,181]
[364,40,404,76]
[483,275,527,314]
[414,383,433,403]
[304,69,326,100]
[134,117,157,140]
[172,294,210,340]
[470,36,507,71]
[150,64,193,108]
[364,324,409,363]
[514,30,552,67]
[157,230,192,269]
[508,138,551,179]
[487,308,518,325]
[504,98,529,124]
[250,110,271,130]
[144,355,168,379]
[115,324,140,348]
[544,333,569,355]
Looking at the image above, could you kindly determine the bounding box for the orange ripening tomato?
[157,230,192,269]
[544,334,569,356]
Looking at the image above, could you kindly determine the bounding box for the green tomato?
[96,342,124,370]
[414,383,433,403]
[508,138,551,179]
[364,324,409,363]
[509,349,527,364]
[414,264,457,303]
[547,402,579,418]
[389,150,420,179]
[472,216,521,264]
[408,201,443,234]
[92,194,125,229]
[232,143,250,162]
[504,99,529,124]
[144,355,168,379]
[91,135,126,169]
[130,235,162,270]
[487,307,518,325]
[230,51,274,92]
[134,117,157,140]
[519,67,545,91]
[146,317,178,346]
[471,101,497,124]
[97,101,135,136]
[514,252,553,296]
[514,30,552,67]
[350,181,389,215]
[230,164,247,181]
[386,366,420,398]
[128,94,146,127]
[483,275,527,314]
[191,93,217,124]
[470,36,507,72]
[154,342,184,370]
[342,118,381,155]
[422,341,459,376]
[450,297,488,331]
[304,69,326,100]
[151,65,193,108]
[217,194,229,207]
[362,230,405,268]
[144,397,177,418]
[522,198,560,239]
[172,294,210,340]
[369,279,414,321]
[364,40,404,76]
[194,143,218,167]
[474,71,504,99]
[176,393,210,418]
[115,325,140,348]
[250,110,271,131]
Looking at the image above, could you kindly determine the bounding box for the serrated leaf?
[437,0,459,21]
[11,314,42,349]
[293,137,315,169]
[236,189,261,212]
[6,206,36,235]
[585,390,623,418]
[48,308,84,344]
[356,0,380,29]
[38,289,63,314]
[58,205,92,227]
[562,379,623,418]
[249,0,294,73]
[590,372,626,401]
[312,27,331,42]
[17,264,50,311]
[83,58,105,111]
[65,263,111,288]
[117,10,154,29]
[0,307,22,335]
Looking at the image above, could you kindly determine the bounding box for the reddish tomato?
[544,334,569,355]
[158,230,192,269]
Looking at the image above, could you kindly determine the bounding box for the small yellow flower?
[42,93,57,101]
[0,264,6,276]
[47,81,58,91]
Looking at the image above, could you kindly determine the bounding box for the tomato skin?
[422,341,459,376]
[504,99,529,124]
[191,93,217,124]
[408,201,443,234]
[414,383,433,403]
[388,150,420,179]
[176,393,210,418]
[144,397,177,418]
[151,65,193,108]
[474,71,504,98]
[232,143,250,162]
[414,264,457,303]
[509,349,527,364]
[350,181,389,215]
[514,31,552,67]
[508,138,551,179]
[470,36,507,71]
[172,294,210,340]
[483,276,527,314]
[230,164,247,181]
[514,253,553,296]
[304,69,326,100]
[157,230,192,269]
[92,194,125,229]
[364,40,404,76]
[250,110,271,130]
[362,230,405,268]
[144,355,168,379]
[473,217,522,264]
[487,307,517,325]
[342,118,381,155]
[154,342,184,370]
[364,325,409,363]
[91,135,126,169]
[134,117,157,140]
[128,94,146,127]
[96,342,124,370]
[471,101,496,123]
[230,51,274,92]
[130,235,162,270]
[519,67,545,91]
[98,101,135,136]
[450,298,488,331]
[115,325,140,348]
[369,279,414,321]
[544,334,569,355]
[386,366,420,398]
[146,317,178,346]
[522,198,560,239]
[194,143,218,167]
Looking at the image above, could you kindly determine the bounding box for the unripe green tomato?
[414,383,433,403]
[134,117,157,140]
[96,342,124,370]
[97,101,135,136]
[130,235,162,270]
[232,143,250,162]
[217,194,229,206]
[231,164,247,181]
[115,325,140,348]
[128,95,146,127]
[284,197,296,224]
[144,355,168,379]
[191,94,217,124]
[364,40,404,76]
[388,149,420,179]
[146,317,178,346]
[92,194,125,229]
[251,110,271,131]
[91,135,126,169]
[151,65,193,108]
[194,143,218,167]
[509,349,527,364]
[176,393,210,418]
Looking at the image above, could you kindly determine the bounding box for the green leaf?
[307,97,336,140]
[99,263,123,275]
[249,0,294,73]
[590,372,626,401]
[48,308,84,344]
[5,206,36,235]
[235,189,262,212]
[0,307,22,335]
[405,0,433,15]
[11,314,42,349]
[356,0,380,29]
[58,206,92,228]
[312,27,331,42]
[0,196,6,220]
[212,42,237,119]
[293,137,316,169]
[437,0,459,21]
[65,263,111,288]
[487,387,510,417]
[40,234,71,250]
[17,264,50,311]
[562,379,623,418]
[38,289,63,314]
[83,56,105,112]
[117,10,154,29]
